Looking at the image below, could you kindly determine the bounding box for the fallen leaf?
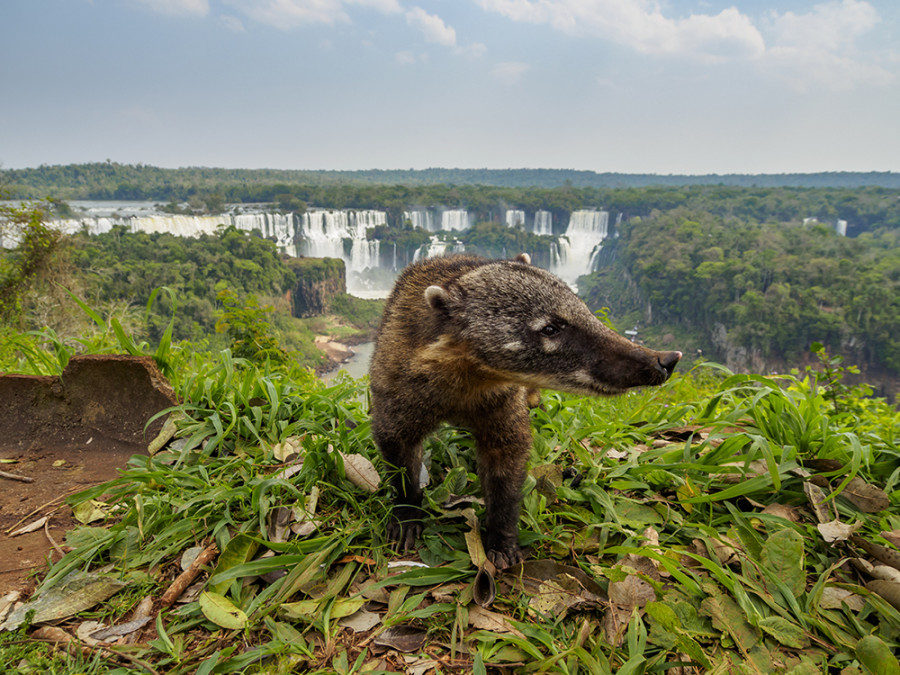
[804,481,835,524]
[468,605,525,638]
[273,436,304,462]
[840,477,890,513]
[761,503,800,522]
[199,591,248,630]
[373,624,427,652]
[867,580,900,612]
[9,516,49,536]
[817,519,862,544]
[820,586,866,611]
[89,615,153,641]
[340,452,381,492]
[340,608,382,633]
[0,571,127,631]
[75,620,105,646]
[881,530,900,549]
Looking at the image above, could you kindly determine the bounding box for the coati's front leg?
[371,403,434,550]
[381,436,426,550]
[471,402,533,569]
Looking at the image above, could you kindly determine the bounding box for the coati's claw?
[486,546,524,570]
[387,508,423,551]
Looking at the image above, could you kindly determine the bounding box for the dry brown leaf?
[851,536,900,571]
[761,503,800,522]
[340,453,381,493]
[841,476,890,513]
[468,605,525,638]
[339,608,382,633]
[373,624,427,652]
[804,481,834,524]
[817,519,862,543]
[820,586,866,611]
[867,580,900,612]
[9,516,49,537]
[880,530,900,549]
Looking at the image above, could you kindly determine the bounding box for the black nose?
[656,351,682,378]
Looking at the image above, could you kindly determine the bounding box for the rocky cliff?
[286,257,346,318]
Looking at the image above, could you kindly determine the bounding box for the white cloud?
[396,50,416,64]
[406,7,457,47]
[762,0,892,91]
[473,0,765,61]
[228,0,401,29]
[137,0,209,16]
[475,0,894,90]
[492,61,529,84]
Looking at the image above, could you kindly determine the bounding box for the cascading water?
[299,209,384,291]
[533,210,553,235]
[551,209,609,287]
[440,209,471,232]
[403,210,437,232]
[505,210,525,228]
[413,235,465,262]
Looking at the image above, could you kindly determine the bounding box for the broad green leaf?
[210,533,260,595]
[757,616,808,649]
[199,591,248,630]
[760,528,805,598]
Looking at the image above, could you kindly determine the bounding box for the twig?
[0,469,33,483]
[4,486,81,535]
[44,518,66,558]
[157,541,219,610]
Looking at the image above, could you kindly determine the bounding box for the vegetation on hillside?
[4,162,900,197]
[580,209,900,385]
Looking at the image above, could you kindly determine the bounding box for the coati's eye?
[540,324,561,337]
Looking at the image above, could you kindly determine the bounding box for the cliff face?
[286,257,346,318]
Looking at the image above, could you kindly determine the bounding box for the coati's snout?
[656,351,682,379]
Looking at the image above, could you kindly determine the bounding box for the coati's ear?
[424,285,450,313]
[515,253,531,265]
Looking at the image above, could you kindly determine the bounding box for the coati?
[370,254,681,569]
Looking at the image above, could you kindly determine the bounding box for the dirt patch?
[0,355,177,595]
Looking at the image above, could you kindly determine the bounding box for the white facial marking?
[529,316,551,332]
[502,341,524,351]
[572,370,594,386]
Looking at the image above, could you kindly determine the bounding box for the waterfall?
[836,219,847,236]
[440,209,471,232]
[299,209,385,291]
[413,235,466,262]
[505,210,525,228]
[533,210,552,235]
[551,209,609,287]
[403,209,436,232]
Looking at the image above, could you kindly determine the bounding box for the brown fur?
[370,255,680,568]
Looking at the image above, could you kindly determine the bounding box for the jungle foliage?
[580,209,900,379]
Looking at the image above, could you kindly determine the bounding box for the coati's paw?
[486,544,524,570]
[386,507,423,551]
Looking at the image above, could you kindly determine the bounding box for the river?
[320,341,374,382]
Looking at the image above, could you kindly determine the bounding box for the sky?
[1,0,899,174]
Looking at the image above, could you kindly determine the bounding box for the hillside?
[3,163,900,199]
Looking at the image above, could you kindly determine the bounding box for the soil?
[0,355,177,595]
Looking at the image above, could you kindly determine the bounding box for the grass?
[2,308,900,674]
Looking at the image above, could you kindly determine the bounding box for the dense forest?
[3,162,900,199]
[580,211,900,387]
